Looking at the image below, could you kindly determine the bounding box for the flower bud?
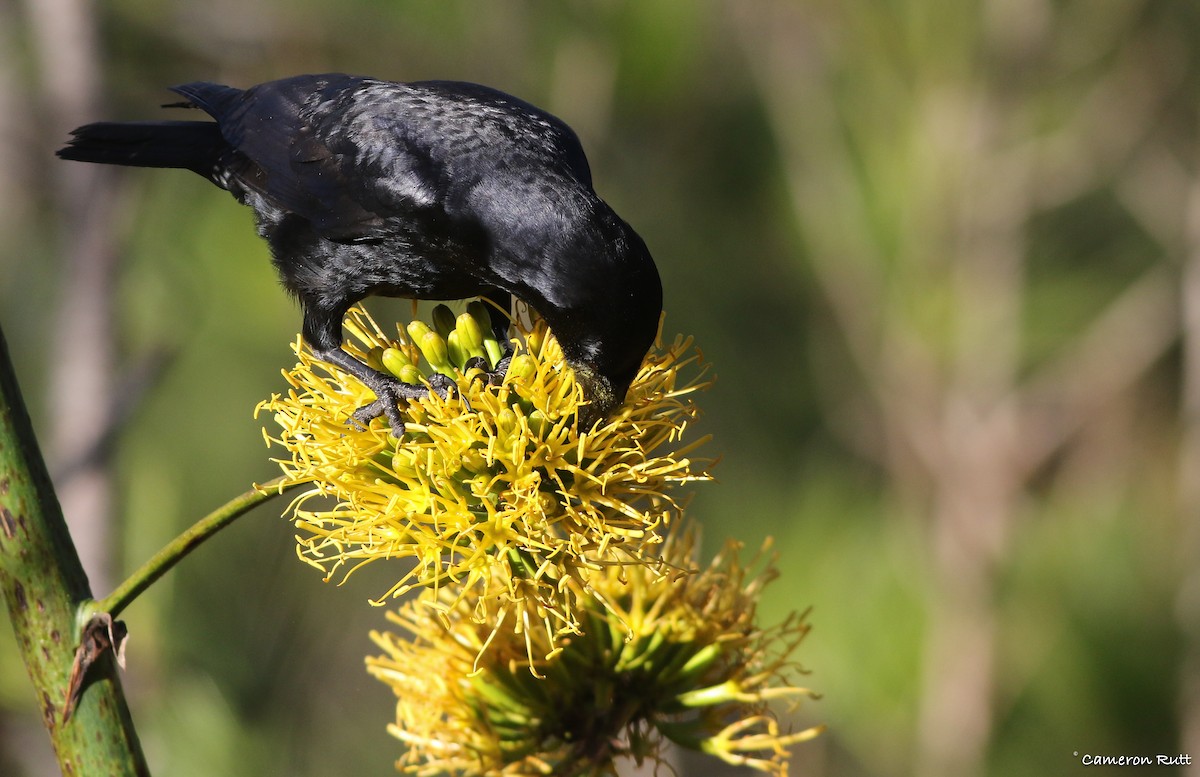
[431,304,457,339]
[495,407,519,436]
[446,330,469,370]
[460,447,491,475]
[418,331,451,374]
[466,300,492,328]
[528,409,550,437]
[406,319,433,345]
[506,353,538,384]
[456,311,486,354]
[365,346,386,372]
[468,300,506,368]
[391,447,420,478]
[381,347,413,380]
[397,364,424,385]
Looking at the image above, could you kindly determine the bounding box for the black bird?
[58,73,662,432]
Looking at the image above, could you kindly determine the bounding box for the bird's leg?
[312,344,430,435]
[304,304,453,437]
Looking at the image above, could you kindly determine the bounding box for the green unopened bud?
[431,304,457,339]
[618,629,667,672]
[466,300,492,329]
[391,447,419,478]
[406,319,433,345]
[460,447,491,475]
[470,674,533,719]
[380,347,412,379]
[446,330,469,370]
[676,679,751,708]
[525,325,544,355]
[496,408,519,435]
[418,331,451,374]
[468,300,506,368]
[365,346,386,372]
[506,353,537,384]
[527,409,550,437]
[456,311,486,354]
[397,364,424,385]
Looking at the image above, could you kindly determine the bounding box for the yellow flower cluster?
[257,304,712,645]
[367,528,823,777]
[258,301,820,774]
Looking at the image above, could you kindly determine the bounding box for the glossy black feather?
[57,73,662,425]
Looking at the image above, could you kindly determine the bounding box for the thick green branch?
[0,323,148,775]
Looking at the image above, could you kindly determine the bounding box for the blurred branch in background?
[22,0,120,595]
[732,1,1190,776]
[1180,129,1200,777]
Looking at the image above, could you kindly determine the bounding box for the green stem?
[0,322,149,775]
[87,475,299,620]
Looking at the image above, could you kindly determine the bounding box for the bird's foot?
[463,340,514,388]
[351,396,405,436]
[350,377,410,437]
[352,372,468,437]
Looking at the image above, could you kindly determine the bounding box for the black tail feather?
[56,120,226,179]
[168,82,244,118]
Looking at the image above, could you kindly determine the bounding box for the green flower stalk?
[256,303,713,649]
[366,527,822,776]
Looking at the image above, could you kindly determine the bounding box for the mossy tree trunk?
[0,323,148,776]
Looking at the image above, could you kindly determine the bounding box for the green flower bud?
[456,311,486,353]
[406,319,433,349]
[418,331,451,374]
[506,353,537,384]
[397,364,424,385]
[676,679,747,708]
[446,330,469,370]
[527,409,550,437]
[381,347,412,379]
[468,300,506,368]
[391,447,419,477]
[672,642,723,684]
[460,447,491,475]
[466,299,492,328]
[431,304,457,339]
[365,346,386,372]
[617,629,667,672]
[470,673,533,719]
[496,407,519,436]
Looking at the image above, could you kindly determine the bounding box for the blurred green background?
[2,1,1198,775]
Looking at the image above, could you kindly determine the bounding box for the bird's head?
[539,207,663,428]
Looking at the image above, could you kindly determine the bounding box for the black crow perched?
[58,73,662,432]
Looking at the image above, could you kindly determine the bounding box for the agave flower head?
[367,526,823,776]
[257,303,713,649]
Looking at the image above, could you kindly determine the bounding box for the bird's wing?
[170,75,444,244]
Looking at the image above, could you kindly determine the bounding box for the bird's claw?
[427,372,473,412]
[351,391,408,438]
[349,335,514,437]
[463,353,511,388]
[351,372,475,438]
